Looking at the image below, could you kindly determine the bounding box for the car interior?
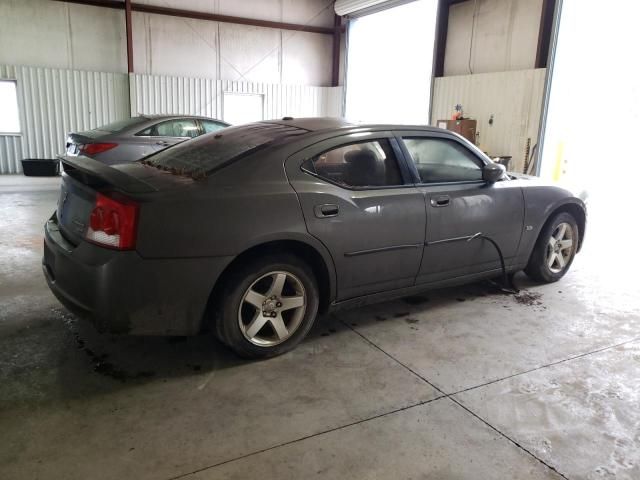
[312,140,403,187]
[404,138,483,183]
[154,120,200,138]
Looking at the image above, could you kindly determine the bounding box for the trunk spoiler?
[58,155,158,194]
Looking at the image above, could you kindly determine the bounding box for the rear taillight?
[80,143,118,155]
[86,193,138,250]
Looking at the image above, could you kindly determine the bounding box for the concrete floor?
[1,175,638,480]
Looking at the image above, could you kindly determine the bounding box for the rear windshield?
[142,123,307,178]
[94,117,149,133]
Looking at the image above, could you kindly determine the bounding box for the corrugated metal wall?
[431,68,546,172]
[129,73,344,121]
[0,67,344,174]
[0,65,129,174]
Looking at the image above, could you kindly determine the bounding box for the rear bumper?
[43,214,232,335]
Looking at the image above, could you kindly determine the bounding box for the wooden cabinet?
[437,119,477,144]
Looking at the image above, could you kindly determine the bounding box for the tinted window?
[403,138,483,183]
[202,120,227,134]
[144,123,306,178]
[154,119,200,138]
[94,116,148,133]
[137,126,153,136]
[305,139,403,188]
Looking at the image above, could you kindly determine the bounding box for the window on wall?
[0,81,21,134]
[223,93,264,126]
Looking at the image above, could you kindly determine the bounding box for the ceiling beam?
[52,0,339,35]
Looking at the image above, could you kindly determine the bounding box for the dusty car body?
[44,117,586,358]
[65,115,229,165]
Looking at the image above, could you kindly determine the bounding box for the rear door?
[286,132,426,300]
[396,131,525,284]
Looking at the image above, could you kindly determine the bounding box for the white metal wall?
[431,68,546,172]
[0,66,343,174]
[0,0,336,85]
[0,64,129,173]
[444,0,543,76]
[129,73,343,121]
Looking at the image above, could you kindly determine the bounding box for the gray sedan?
[44,117,586,358]
[65,115,229,165]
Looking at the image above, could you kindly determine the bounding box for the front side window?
[305,139,403,188]
[403,137,483,183]
[154,119,200,138]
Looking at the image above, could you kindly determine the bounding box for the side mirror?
[483,162,506,183]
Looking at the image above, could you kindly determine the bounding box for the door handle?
[156,141,170,146]
[314,204,339,218]
[430,195,450,207]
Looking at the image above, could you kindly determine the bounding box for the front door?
[286,132,426,300]
[397,132,525,284]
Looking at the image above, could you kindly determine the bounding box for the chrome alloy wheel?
[546,222,574,274]
[238,271,307,347]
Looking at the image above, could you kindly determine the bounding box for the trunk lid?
[56,155,193,246]
[65,132,112,156]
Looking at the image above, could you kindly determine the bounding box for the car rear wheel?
[525,212,579,283]
[216,254,319,358]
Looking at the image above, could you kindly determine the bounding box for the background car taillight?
[79,143,118,156]
[86,193,138,250]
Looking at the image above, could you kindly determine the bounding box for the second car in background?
[65,115,229,165]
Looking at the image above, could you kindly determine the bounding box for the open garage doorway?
[539,0,640,251]
[344,0,438,123]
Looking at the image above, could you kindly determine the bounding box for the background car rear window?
[144,123,306,177]
[403,137,483,183]
[94,116,149,133]
[202,120,227,133]
[304,139,403,188]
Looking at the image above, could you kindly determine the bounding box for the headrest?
[344,149,378,170]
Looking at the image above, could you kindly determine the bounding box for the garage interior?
[1,0,639,479]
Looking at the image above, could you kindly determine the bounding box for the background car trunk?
[65,131,111,155]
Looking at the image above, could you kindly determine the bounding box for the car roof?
[141,114,226,122]
[264,117,444,134]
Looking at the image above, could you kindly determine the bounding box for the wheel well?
[205,240,332,331]
[547,203,586,251]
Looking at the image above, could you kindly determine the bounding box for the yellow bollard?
[552,142,564,182]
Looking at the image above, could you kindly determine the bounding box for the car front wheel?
[525,212,579,283]
[216,254,319,358]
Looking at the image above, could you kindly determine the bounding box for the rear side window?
[403,137,483,183]
[304,139,404,188]
[143,123,306,178]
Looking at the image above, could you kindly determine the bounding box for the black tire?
[215,253,319,359]
[525,212,579,283]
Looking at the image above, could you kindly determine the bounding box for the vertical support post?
[125,0,134,73]
[331,14,341,87]
[535,0,556,68]
[433,0,450,78]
